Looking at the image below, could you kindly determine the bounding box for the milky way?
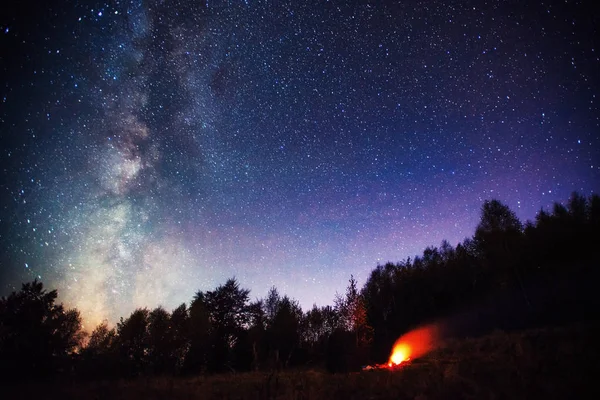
[1,0,598,327]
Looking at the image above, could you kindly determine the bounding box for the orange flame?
[388,324,440,367]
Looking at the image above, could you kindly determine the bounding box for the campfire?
[363,324,440,371]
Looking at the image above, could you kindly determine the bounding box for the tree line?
[1,192,598,381]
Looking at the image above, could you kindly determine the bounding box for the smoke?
[388,323,442,365]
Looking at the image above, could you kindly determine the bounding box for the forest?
[0,192,598,397]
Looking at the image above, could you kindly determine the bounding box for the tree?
[169,303,190,372]
[205,278,250,342]
[474,199,525,293]
[184,291,211,374]
[475,199,523,237]
[264,286,281,322]
[362,264,396,360]
[589,194,600,227]
[567,191,588,223]
[439,240,455,262]
[302,304,339,365]
[147,306,172,374]
[245,300,267,371]
[304,304,326,344]
[326,276,374,371]
[203,278,251,372]
[267,295,302,369]
[336,275,373,348]
[87,321,116,354]
[115,308,150,376]
[0,280,85,380]
[81,321,117,378]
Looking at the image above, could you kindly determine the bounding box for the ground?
[7,324,596,400]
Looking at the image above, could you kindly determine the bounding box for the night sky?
[1,0,598,328]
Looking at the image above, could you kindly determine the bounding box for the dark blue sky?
[1,0,598,327]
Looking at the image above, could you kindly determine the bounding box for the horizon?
[1,192,592,329]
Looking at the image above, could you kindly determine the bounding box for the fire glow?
[387,324,440,367]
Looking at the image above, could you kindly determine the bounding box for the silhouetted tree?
[183,291,211,374]
[245,300,267,371]
[340,276,371,338]
[87,321,117,353]
[0,280,85,380]
[304,305,326,344]
[474,199,525,294]
[332,275,373,368]
[267,295,302,369]
[264,286,281,322]
[80,321,117,378]
[169,303,190,372]
[115,308,150,376]
[302,304,339,365]
[589,194,600,227]
[147,306,172,374]
[204,278,251,372]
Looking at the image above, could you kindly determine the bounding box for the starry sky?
[1,0,598,328]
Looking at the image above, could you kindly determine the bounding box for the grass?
[8,324,597,400]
